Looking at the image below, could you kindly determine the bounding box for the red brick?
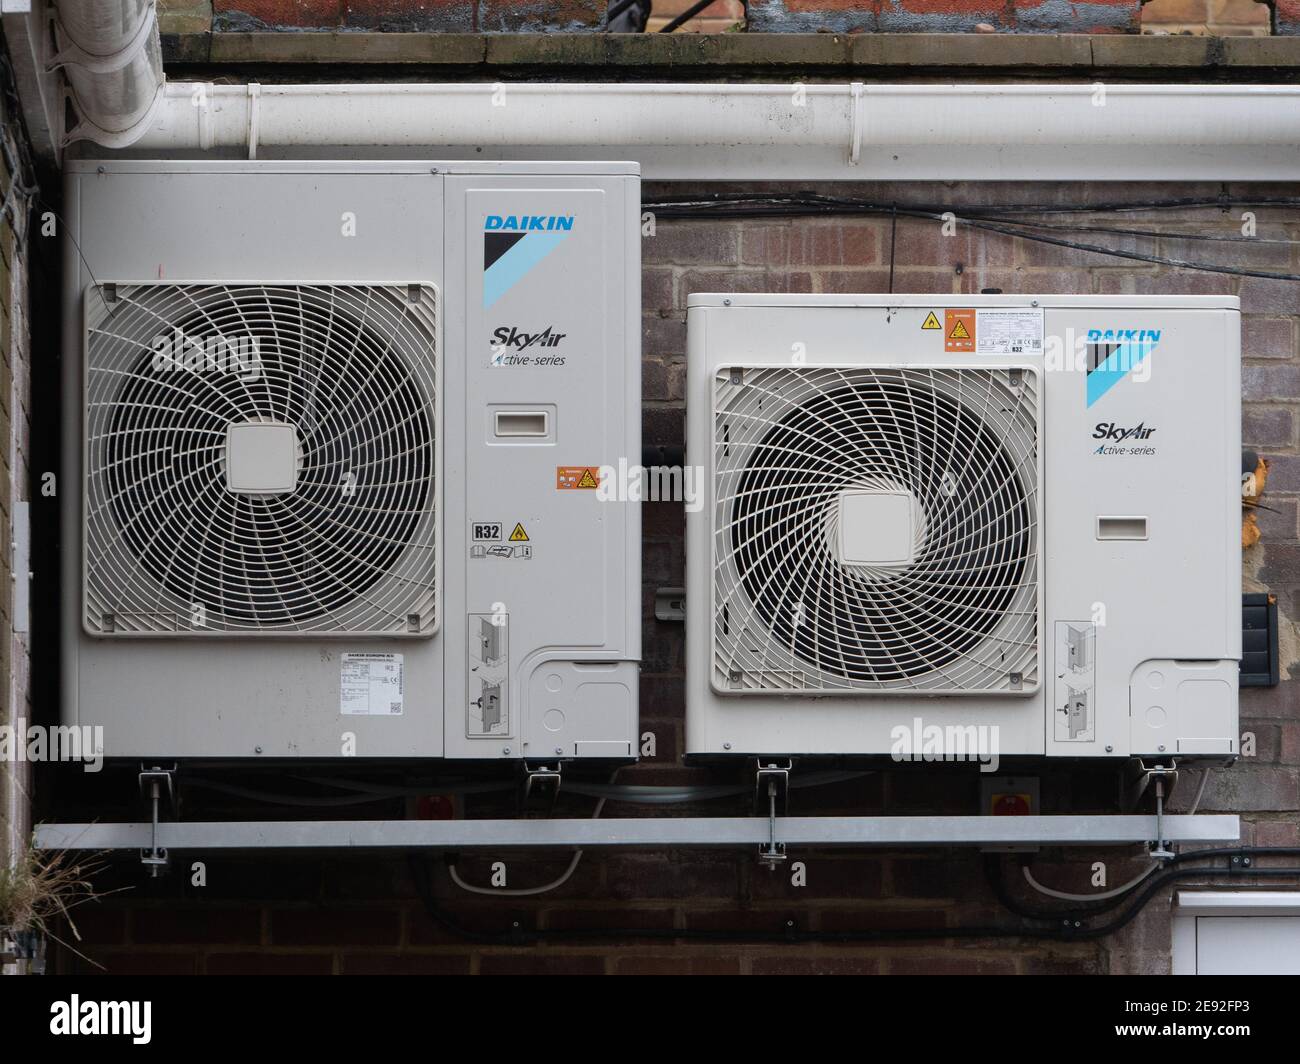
[91,951,199,976]
[1279,0,1300,34]
[614,953,742,974]
[679,269,815,296]
[817,268,892,294]
[1255,497,1298,542]
[214,1,343,30]
[1243,317,1298,360]
[606,853,739,900]
[1244,365,1300,404]
[1239,277,1300,317]
[1257,456,1300,493]
[741,222,879,268]
[344,1,474,31]
[133,907,261,946]
[64,904,126,946]
[478,953,606,975]
[643,315,685,358]
[341,952,472,974]
[641,268,675,312]
[644,223,740,267]
[480,0,604,30]
[206,952,334,974]
[889,953,1018,975]
[1243,407,1295,449]
[271,907,400,947]
[752,954,881,975]
[1096,269,1235,296]
[748,856,884,900]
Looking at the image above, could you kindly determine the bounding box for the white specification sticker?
[340,653,404,716]
[976,309,1044,356]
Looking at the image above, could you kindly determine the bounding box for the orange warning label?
[945,308,976,352]
[556,466,601,490]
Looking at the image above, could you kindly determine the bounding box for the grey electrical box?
[63,160,641,760]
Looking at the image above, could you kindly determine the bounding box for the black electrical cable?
[641,193,1300,281]
[988,847,1300,923]
[409,849,1300,945]
[645,191,1300,216]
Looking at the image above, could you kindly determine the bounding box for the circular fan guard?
[717,368,1037,690]
[86,284,437,634]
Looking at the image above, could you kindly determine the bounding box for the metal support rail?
[35,815,1239,853]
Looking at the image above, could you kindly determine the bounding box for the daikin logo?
[485,214,574,232]
[483,212,576,308]
[1085,326,1161,407]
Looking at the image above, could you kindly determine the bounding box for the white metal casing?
[63,160,641,760]
[686,295,1240,759]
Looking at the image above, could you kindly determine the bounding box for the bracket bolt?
[1105,745,1113,752]
[723,742,732,750]
[503,747,511,755]
[254,746,262,754]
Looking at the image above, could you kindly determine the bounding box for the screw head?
[254,745,262,754]
[723,742,732,750]
[1159,745,1166,752]
[502,747,511,755]
[1105,744,1113,753]
[723,298,732,306]
[555,747,563,755]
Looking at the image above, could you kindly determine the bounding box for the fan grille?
[714,365,1039,693]
[84,283,438,636]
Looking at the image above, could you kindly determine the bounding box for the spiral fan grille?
[84,283,438,636]
[714,365,1039,692]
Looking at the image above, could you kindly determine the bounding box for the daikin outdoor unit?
[63,160,640,760]
[685,295,1240,759]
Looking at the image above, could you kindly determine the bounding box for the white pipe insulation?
[108,81,1300,181]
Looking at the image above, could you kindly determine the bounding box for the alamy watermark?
[0,718,103,772]
[891,717,1000,773]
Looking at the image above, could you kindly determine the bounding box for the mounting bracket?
[137,764,176,877]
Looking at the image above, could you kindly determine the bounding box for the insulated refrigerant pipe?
[98,81,1300,181]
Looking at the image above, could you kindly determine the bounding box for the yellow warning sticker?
[944,308,976,352]
[921,311,942,331]
[556,466,601,490]
[509,522,529,542]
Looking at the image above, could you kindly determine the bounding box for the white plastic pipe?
[50,0,163,144]
[116,81,1300,181]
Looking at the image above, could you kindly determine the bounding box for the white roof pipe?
[114,81,1300,181]
[50,0,164,146]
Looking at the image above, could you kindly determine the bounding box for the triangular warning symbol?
[577,469,599,489]
[509,522,529,542]
[921,311,941,330]
[948,319,970,340]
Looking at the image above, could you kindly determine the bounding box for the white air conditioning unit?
[63,160,641,760]
[685,295,1240,759]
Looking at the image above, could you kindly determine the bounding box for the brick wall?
[1142,0,1271,34]
[157,0,1300,36]
[0,41,35,970]
[51,181,1299,976]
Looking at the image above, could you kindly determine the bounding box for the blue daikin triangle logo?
[1085,328,1161,407]
[483,214,574,308]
